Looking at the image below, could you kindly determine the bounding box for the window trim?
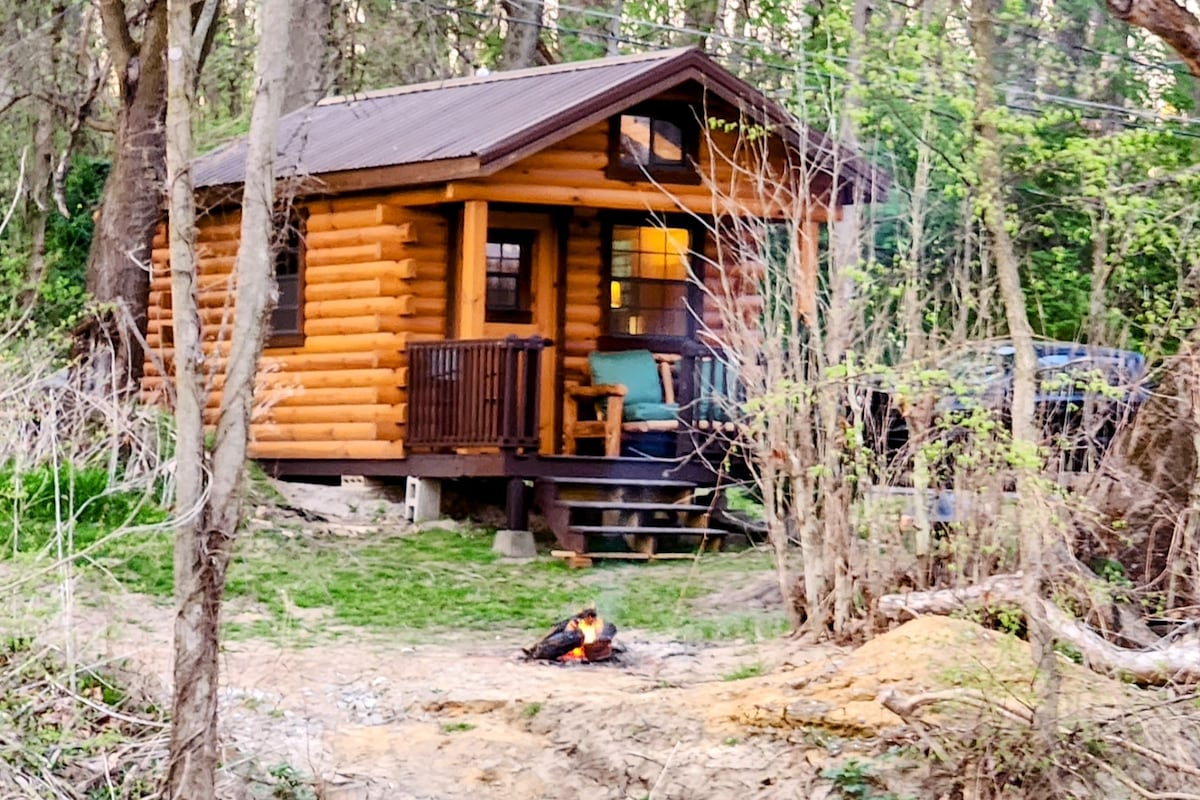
[606,103,701,185]
[484,228,535,325]
[600,214,705,353]
[267,209,306,348]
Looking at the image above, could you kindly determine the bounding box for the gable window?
[608,224,692,340]
[269,211,305,347]
[607,106,699,183]
[485,229,534,324]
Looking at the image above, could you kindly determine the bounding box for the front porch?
[260,335,743,555]
[403,336,736,467]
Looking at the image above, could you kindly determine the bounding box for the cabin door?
[479,210,558,454]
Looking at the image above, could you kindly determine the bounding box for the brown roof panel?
[193,47,888,201]
[194,50,687,188]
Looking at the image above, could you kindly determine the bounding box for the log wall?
[141,199,449,461]
[562,208,603,383]
[141,99,824,464]
[477,120,792,376]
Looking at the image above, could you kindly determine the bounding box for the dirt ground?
[48,481,1181,800]
[68,572,1181,800]
[78,585,839,800]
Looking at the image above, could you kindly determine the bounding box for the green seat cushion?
[588,350,663,407]
[624,402,679,422]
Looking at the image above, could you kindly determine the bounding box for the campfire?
[524,608,618,662]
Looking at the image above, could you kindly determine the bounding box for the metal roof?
[193,47,886,199]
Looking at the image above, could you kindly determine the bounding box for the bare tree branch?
[190,0,220,55]
[0,147,29,241]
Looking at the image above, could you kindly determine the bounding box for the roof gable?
[193,48,885,200]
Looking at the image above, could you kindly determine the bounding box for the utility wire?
[431,0,1200,140]
[538,0,1195,84]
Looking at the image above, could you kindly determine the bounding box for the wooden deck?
[258,451,732,485]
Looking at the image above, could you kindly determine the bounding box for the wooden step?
[539,477,697,488]
[567,525,727,537]
[558,500,710,513]
[551,549,699,563]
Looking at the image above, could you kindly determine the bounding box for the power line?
[421,0,1200,144]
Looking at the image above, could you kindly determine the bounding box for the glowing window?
[608,225,691,338]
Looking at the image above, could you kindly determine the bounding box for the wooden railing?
[678,342,740,430]
[407,336,549,452]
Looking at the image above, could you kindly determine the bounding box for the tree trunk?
[500,0,544,68]
[83,0,169,391]
[282,0,334,113]
[163,0,211,792]
[1106,0,1200,76]
[557,0,624,59]
[21,2,67,311]
[676,0,721,48]
[969,0,1057,746]
[164,0,291,793]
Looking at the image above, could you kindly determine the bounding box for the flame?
[561,613,604,661]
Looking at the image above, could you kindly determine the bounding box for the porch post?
[493,476,536,559]
[797,217,819,326]
[505,476,529,531]
[458,200,489,338]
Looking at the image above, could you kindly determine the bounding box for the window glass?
[651,119,684,163]
[608,225,691,338]
[486,230,533,322]
[618,115,652,166]
[616,114,689,170]
[269,213,304,343]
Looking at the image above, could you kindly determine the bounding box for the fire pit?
[524,608,617,662]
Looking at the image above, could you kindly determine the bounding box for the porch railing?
[407,336,549,452]
[678,342,742,430]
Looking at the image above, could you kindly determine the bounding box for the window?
[485,229,534,323]
[269,211,305,347]
[608,224,692,339]
[607,106,699,183]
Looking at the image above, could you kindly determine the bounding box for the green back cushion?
[589,350,663,407]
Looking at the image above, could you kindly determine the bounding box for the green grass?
[8,514,788,643]
[723,487,765,521]
[722,662,765,681]
[216,528,786,640]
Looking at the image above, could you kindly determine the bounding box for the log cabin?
[144,48,885,553]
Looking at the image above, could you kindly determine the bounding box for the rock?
[491,529,536,559]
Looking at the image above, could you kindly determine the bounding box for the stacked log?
[140,199,450,461]
[562,209,602,382]
[524,608,618,662]
[472,120,822,219]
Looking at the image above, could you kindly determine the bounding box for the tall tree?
[1106,0,1200,74]
[969,0,1059,747]
[163,0,290,793]
[676,0,721,48]
[556,0,624,59]
[500,0,546,68]
[85,0,169,388]
[85,0,218,390]
[282,0,334,113]
[22,2,68,309]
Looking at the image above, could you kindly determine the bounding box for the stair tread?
[538,477,696,487]
[559,500,710,512]
[568,525,727,536]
